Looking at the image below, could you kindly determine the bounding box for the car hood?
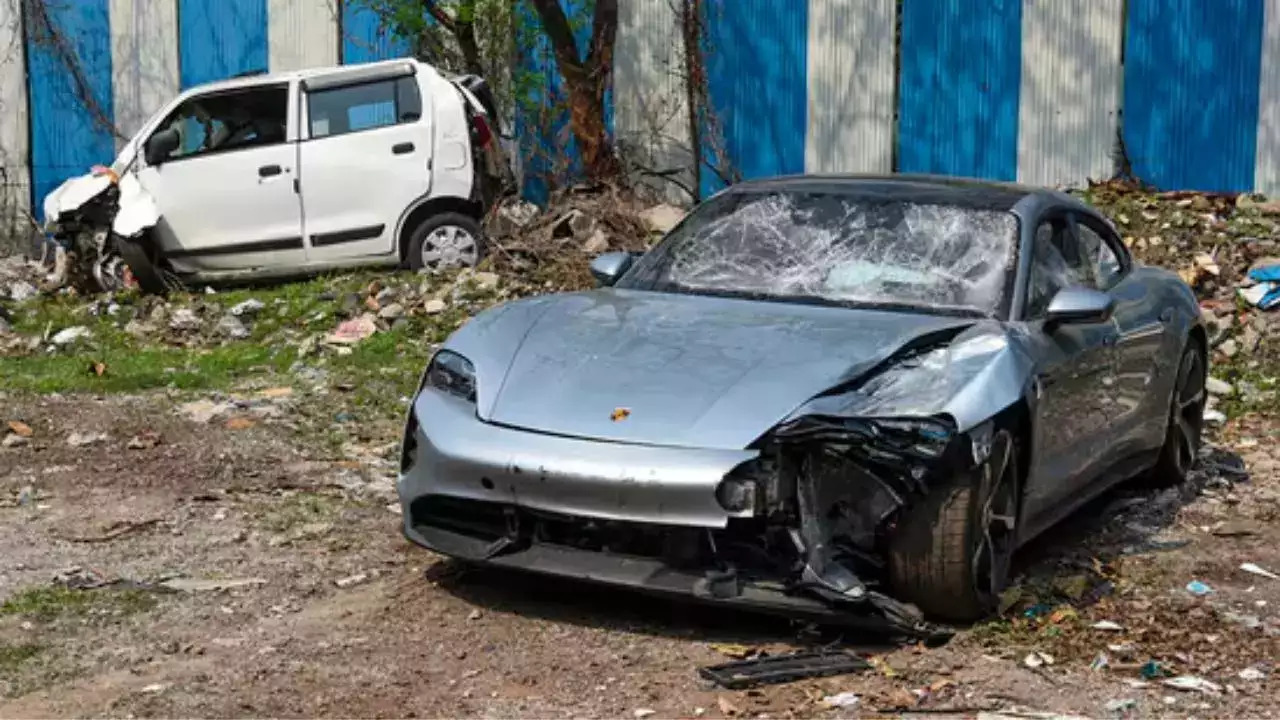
[480,289,973,450]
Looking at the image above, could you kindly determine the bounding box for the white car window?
[154,85,288,162]
[307,77,422,139]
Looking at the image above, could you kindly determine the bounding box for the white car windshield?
[618,190,1019,317]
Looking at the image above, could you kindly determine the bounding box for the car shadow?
[422,446,1245,647]
[1005,445,1247,603]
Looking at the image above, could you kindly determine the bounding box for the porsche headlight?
[425,350,476,402]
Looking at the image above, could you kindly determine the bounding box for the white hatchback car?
[42,58,510,293]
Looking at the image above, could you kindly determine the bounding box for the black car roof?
[730,173,1087,214]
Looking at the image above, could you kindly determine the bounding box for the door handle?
[392,142,415,155]
[258,164,283,178]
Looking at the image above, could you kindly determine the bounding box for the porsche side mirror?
[145,128,179,167]
[1044,286,1114,329]
[589,251,633,287]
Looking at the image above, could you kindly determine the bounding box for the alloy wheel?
[973,431,1018,601]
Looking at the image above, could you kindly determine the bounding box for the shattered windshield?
[617,190,1018,316]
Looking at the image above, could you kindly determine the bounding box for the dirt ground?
[2,392,1279,719]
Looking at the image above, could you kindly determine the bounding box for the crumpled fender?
[111,173,160,238]
[42,171,113,226]
[782,322,1036,432]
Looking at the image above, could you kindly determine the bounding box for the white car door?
[135,82,305,272]
[297,64,433,263]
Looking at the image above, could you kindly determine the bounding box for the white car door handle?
[259,164,283,178]
[392,142,415,155]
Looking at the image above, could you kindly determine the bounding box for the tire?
[405,212,484,271]
[1148,341,1207,486]
[116,235,170,296]
[888,429,1019,622]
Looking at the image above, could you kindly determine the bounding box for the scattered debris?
[50,326,91,346]
[1185,580,1214,596]
[334,573,368,588]
[1023,651,1055,668]
[1212,520,1259,537]
[1239,667,1266,681]
[159,577,267,592]
[638,203,686,234]
[66,431,108,447]
[229,298,265,317]
[698,650,871,690]
[1205,377,1234,396]
[225,416,256,431]
[821,691,861,709]
[1092,620,1124,631]
[325,313,378,345]
[424,298,447,315]
[3,433,30,448]
[467,609,482,621]
[169,308,201,332]
[633,709,656,719]
[178,399,235,424]
[9,279,38,302]
[7,420,33,437]
[709,643,757,659]
[216,314,250,340]
[1161,676,1222,696]
[1240,562,1279,580]
[1104,698,1137,714]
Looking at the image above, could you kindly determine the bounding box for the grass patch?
[257,491,347,534]
[0,643,42,672]
[0,586,157,622]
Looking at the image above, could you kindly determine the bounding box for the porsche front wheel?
[887,429,1019,622]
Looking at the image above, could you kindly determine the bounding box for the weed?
[0,586,157,622]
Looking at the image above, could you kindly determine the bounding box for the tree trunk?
[529,0,620,182]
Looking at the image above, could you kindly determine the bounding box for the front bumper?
[398,389,756,529]
[396,391,945,635]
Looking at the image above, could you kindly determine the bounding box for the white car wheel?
[421,224,480,269]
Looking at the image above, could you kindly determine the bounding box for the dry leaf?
[709,643,754,659]
[257,387,293,399]
[88,361,107,376]
[7,420,33,438]
[225,416,256,431]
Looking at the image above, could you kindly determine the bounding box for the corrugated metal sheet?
[110,0,179,142]
[340,1,408,64]
[26,0,116,217]
[268,0,338,72]
[1123,0,1264,192]
[615,0,692,203]
[0,0,31,230]
[178,0,269,88]
[702,0,807,197]
[898,0,1022,180]
[805,0,894,174]
[1255,0,1280,196]
[1016,0,1122,188]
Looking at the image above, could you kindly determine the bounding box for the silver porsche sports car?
[397,174,1206,630]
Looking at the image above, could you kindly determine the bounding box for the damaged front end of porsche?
[402,326,1026,637]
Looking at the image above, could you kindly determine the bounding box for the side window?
[1076,220,1123,290]
[1026,219,1090,318]
[152,86,288,162]
[307,77,422,139]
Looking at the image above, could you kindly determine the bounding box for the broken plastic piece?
[697,650,871,690]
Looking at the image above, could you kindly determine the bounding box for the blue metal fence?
[178,0,269,89]
[25,0,115,213]
[898,0,1023,180]
[700,0,808,197]
[1122,0,1265,192]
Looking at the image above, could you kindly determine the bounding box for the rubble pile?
[482,184,683,290]
[1080,180,1280,367]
